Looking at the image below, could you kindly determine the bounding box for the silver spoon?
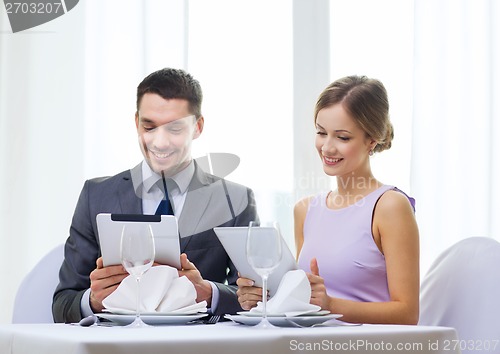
[76,315,97,327]
[285,318,362,328]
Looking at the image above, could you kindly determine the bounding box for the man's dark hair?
[136,68,203,118]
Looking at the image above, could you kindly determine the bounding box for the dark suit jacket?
[52,162,258,323]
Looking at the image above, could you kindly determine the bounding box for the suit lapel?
[118,164,143,214]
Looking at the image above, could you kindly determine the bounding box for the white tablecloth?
[0,322,460,354]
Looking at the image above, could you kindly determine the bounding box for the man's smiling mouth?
[149,150,174,159]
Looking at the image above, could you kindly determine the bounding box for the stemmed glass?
[246,221,282,329]
[120,223,155,328]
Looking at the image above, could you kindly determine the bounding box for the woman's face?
[315,103,374,178]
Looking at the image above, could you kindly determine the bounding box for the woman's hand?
[307,258,332,311]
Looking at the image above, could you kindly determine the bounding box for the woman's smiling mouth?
[323,156,343,165]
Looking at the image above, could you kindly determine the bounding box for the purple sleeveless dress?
[297,185,415,302]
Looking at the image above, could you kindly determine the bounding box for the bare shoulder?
[376,189,415,216]
[374,189,419,255]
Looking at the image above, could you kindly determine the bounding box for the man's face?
[135,93,204,176]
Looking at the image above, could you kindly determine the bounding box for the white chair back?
[12,243,64,323]
[419,237,500,354]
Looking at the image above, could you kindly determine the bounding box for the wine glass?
[120,223,155,328]
[246,221,282,329]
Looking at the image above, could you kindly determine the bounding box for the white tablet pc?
[96,213,181,269]
[213,226,298,296]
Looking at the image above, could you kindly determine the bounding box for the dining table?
[0,319,461,354]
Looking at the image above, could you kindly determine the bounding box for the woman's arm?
[304,190,420,324]
[293,196,313,260]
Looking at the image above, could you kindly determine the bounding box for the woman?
[237,76,419,324]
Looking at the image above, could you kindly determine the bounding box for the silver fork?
[189,314,221,325]
[206,315,221,324]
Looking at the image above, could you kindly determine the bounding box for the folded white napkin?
[249,269,321,317]
[102,265,207,314]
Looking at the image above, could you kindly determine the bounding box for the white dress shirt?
[140,160,193,216]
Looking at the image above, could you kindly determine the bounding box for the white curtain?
[412,0,500,274]
[1,1,86,324]
[0,0,189,324]
[0,0,293,324]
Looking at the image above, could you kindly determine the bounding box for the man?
[52,68,258,323]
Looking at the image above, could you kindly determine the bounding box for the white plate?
[236,310,331,317]
[104,306,206,316]
[226,314,343,327]
[97,313,206,326]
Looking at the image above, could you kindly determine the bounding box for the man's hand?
[89,257,128,312]
[178,253,212,306]
[236,276,263,310]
